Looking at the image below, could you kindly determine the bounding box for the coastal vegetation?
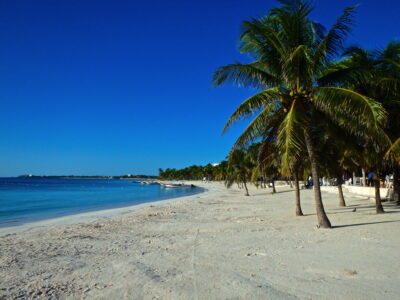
[212,0,400,228]
[162,0,400,228]
[159,164,228,181]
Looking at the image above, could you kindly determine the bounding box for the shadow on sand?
[271,189,295,194]
[333,220,400,228]
[331,201,400,228]
[303,200,400,227]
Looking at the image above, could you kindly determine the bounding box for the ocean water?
[0,178,203,227]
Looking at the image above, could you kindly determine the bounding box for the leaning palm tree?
[213,0,385,227]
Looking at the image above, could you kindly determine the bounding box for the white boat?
[160,183,195,188]
[139,181,159,185]
[163,184,182,188]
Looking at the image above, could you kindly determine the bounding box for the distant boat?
[160,183,196,188]
[162,184,182,188]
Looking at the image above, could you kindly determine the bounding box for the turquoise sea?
[0,178,203,227]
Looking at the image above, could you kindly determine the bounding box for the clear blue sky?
[0,0,399,176]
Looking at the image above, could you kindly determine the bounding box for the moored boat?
[160,183,196,188]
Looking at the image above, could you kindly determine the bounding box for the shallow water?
[0,178,202,227]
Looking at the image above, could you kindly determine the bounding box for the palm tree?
[316,116,368,207]
[226,149,254,196]
[291,158,306,216]
[213,161,228,181]
[326,42,400,211]
[256,141,281,194]
[387,138,400,204]
[213,0,385,227]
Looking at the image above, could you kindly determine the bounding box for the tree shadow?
[333,220,400,228]
[329,210,358,215]
[304,201,400,219]
[272,189,295,194]
[383,202,400,207]
[331,202,400,211]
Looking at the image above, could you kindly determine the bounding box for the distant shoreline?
[16,175,158,179]
[0,183,205,236]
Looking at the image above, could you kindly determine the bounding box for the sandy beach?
[1,182,399,299]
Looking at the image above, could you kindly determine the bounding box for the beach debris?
[246,252,267,257]
[352,208,357,212]
[342,269,358,276]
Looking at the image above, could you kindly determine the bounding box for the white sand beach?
[1,182,399,299]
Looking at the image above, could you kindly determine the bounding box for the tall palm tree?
[213,0,385,227]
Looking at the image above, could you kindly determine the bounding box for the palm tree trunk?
[243,181,249,196]
[294,172,303,216]
[336,175,346,207]
[272,180,276,193]
[362,168,367,186]
[338,184,346,207]
[374,172,384,214]
[393,166,399,204]
[304,129,332,228]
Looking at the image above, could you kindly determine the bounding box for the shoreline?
[0,183,207,236]
[1,181,399,299]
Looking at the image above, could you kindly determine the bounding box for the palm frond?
[240,19,286,57]
[282,44,313,86]
[230,102,281,149]
[212,61,280,89]
[277,100,305,174]
[385,137,400,161]
[380,58,400,69]
[313,5,358,67]
[222,87,282,133]
[314,86,387,126]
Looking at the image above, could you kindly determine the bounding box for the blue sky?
[0,0,399,176]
